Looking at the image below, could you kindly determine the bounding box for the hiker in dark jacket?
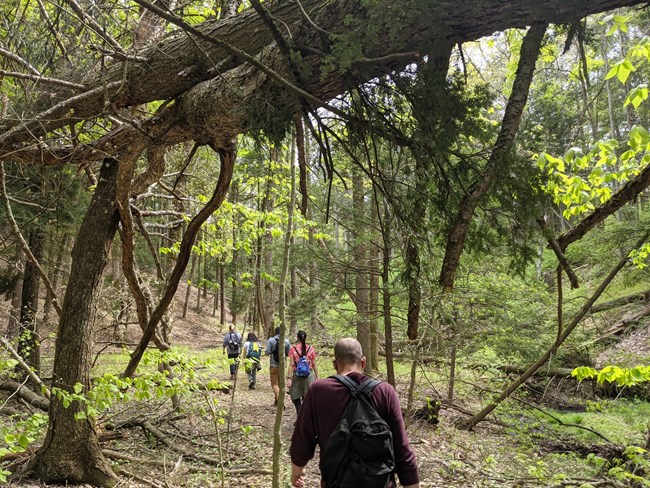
[289,338,420,488]
[264,326,290,406]
[222,325,242,380]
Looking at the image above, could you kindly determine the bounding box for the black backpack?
[320,375,395,488]
[227,333,240,353]
[271,337,280,363]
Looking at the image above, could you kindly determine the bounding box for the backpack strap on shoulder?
[358,378,381,396]
[333,374,372,399]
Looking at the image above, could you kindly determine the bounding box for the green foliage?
[538,134,649,220]
[50,348,227,419]
[538,17,650,224]
[572,364,650,387]
[0,412,48,480]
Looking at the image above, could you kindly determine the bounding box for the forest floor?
[2,285,647,487]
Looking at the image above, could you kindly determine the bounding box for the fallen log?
[601,304,650,337]
[499,365,575,378]
[103,449,272,475]
[591,289,650,313]
[0,381,50,411]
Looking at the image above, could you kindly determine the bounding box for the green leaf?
[617,63,631,84]
[18,435,29,449]
[605,65,618,80]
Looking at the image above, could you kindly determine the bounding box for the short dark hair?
[274,326,281,336]
[247,332,258,342]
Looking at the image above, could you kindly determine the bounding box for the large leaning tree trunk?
[27,158,121,487]
[0,0,645,162]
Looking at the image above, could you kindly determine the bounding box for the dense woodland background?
[1,0,650,486]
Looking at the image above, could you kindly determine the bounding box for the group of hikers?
[222,325,318,412]
[221,325,421,488]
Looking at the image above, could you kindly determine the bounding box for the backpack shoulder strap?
[331,374,362,394]
[358,378,381,395]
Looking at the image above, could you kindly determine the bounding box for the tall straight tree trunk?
[203,254,209,299]
[369,190,380,371]
[196,250,205,312]
[262,149,277,336]
[219,261,226,327]
[30,158,120,486]
[352,167,371,370]
[381,203,395,387]
[290,257,298,338]
[6,245,24,338]
[43,232,67,331]
[272,144,295,488]
[213,260,219,317]
[17,228,44,378]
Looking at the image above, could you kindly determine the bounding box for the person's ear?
[332,359,337,371]
[360,356,367,369]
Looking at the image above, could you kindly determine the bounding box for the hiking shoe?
[249,383,255,389]
[230,374,236,380]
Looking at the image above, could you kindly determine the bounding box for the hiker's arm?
[290,463,306,487]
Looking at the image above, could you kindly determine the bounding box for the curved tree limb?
[116,151,151,342]
[439,23,547,292]
[123,141,236,377]
[557,162,650,250]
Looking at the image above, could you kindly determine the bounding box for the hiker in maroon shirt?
[290,338,420,488]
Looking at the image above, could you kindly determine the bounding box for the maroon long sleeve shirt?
[290,371,420,486]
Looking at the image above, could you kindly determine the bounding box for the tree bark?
[369,190,380,371]
[29,158,121,486]
[352,167,371,371]
[591,289,650,313]
[6,245,24,338]
[556,162,650,250]
[42,233,68,330]
[17,228,44,378]
[183,252,197,318]
[272,145,295,488]
[2,0,645,163]
[381,203,395,387]
[439,23,546,291]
